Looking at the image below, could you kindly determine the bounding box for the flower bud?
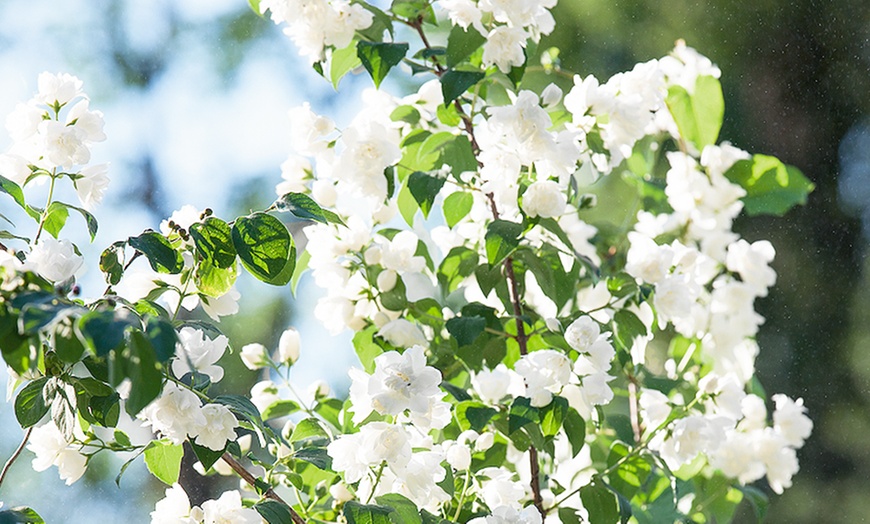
[308,380,330,399]
[377,269,397,292]
[475,432,495,452]
[330,482,354,503]
[277,328,300,365]
[240,343,269,370]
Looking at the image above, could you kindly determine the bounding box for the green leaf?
[247,0,261,16]
[145,316,178,362]
[580,483,619,524]
[485,220,523,266]
[455,401,497,432]
[391,105,422,125]
[357,3,394,42]
[18,300,81,335]
[262,399,301,420]
[443,192,473,228]
[214,394,263,426]
[274,192,345,226]
[144,440,184,485]
[41,201,69,239]
[190,217,236,269]
[331,42,363,89]
[254,500,294,524]
[665,75,724,151]
[357,42,409,88]
[0,175,26,209]
[232,213,296,286]
[128,231,184,274]
[407,171,446,218]
[375,493,422,524]
[438,246,479,293]
[315,398,344,429]
[563,407,586,457]
[289,417,328,443]
[86,392,121,427]
[738,485,769,521]
[540,396,569,437]
[612,309,647,353]
[190,439,225,470]
[0,507,44,524]
[14,377,48,428]
[124,329,164,416]
[293,447,332,470]
[344,501,394,524]
[446,24,486,68]
[76,310,138,357]
[446,316,486,346]
[100,241,126,286]
[724,154,815,216]
[607,442,651,499]
[508,397,540,434]
[62,202,99,241]
[353,325,383,373]
[441,69,485,106]
[397,179,419,226]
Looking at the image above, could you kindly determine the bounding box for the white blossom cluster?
[259,0,373,64]
[439,0,557,73]
[139,382,238,451]
[150,484,263,524]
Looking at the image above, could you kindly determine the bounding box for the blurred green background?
[0,0,868,521]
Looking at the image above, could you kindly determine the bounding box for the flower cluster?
[150,484,262,524]
[140,383,238,451]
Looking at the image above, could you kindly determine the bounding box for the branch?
[221,453,306,524]
[0,427,33,488]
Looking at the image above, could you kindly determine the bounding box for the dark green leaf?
[665,75,724,151]
[407,171,446,218]
[446,316,486,346]
[232,213,296,286]
[190,439,226,470]
[190,217,236,269]
[446,25,486,68]
[455,401,497,432]
[738,485,769,521]
[357,3,394,42]
[344,501,394,524]
[441,381,471,402]
[443,192,473,228]
[128,231,184,274]
[18,300,80,335]
[14,377,48,428]
[144,317,178,362]
[540,396,569,437]
[724,154,815,216]
[357,42,409,88]
[76,310,138,357]
[254,500,294,524]
[0,175,26,209]
[293,447,331,470]
[612,310,647,352]
[563,407,586,457]
[144,439,184,485]
[485,220,523,266]
[86,392,121,427]
[580,483,619,524]
[379,274,408,311]
[100,241,125,286]
[440,70,485,106]
[0,507,44,524]
[274,192,345,225]
[508,397,539,434]
[214,394,263,426]
[124,329,164,416]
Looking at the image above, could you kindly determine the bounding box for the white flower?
[277,327,300,365]
[472,364,523,404]
[328,422,412,482]
[380,231,426,274]
[541,83,563,107]
[140,383,207,444]
[564,316,600,353]
[726,239,776,296]
[150,484,200,524]
[478,467,526,510]
[772,395,812,448]
[377,319,429,348]
[194,404,238,451]
[38,120,90,169]
[0,153,31,185]
[521,180,566,218]
[201,286,241,320]
[329,482,354,503]
[625,232,673,284]
[37,72,83,106]
[27,421,87,485]
[468,505,543,524]
[287,103,335,155]
[66,99,106,142]
[352,345,444,420]
[240,343,269,370]
[27,237,83,282]
[440,0,485,34]
[482,26,528,73]
[250,380,281,415]
[75,163,110,210]
[160,205,202,237]
[514,350,572,407]
[580,372,615,406]
[444,441,472,470]
[639,389,671,430]
[172,327,229,383]
[200,490,262,524]
[5,102,43,142]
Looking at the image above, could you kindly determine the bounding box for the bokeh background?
[0,0,868,521]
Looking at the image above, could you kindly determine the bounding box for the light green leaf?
[375,493,422,524]
[357,41,409,88]
[331,42,362,89]
[665,75,724,151]
[41,201,69,239]
[397,180,418,226]
[262,399,301,420]
[289,417,328,443]
[0,506,45,524]
[353,325,383,373]
[144,440,184,485]
[0,174,26,209]
[724,154,814,216]
[540,396,568,437]
[344,501,393,524]
[443,191,473,228]
[190,217,236,269]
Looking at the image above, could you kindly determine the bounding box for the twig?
[0,427,33,489]
[220,453,306,524]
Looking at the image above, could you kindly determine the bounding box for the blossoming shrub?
[0,1,815,523]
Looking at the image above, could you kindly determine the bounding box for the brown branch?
[627,374,642,443]
[221,453,306,524]
[0,427,33,489]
